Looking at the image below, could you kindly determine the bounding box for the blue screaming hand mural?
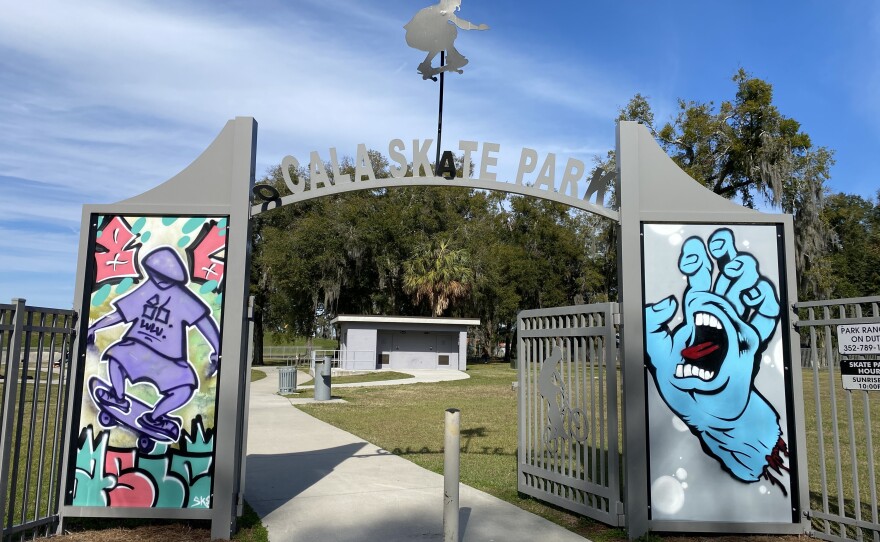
[644,228,790,494]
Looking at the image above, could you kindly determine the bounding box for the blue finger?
[708,228,736,263]
[679,237,712,292]
[645,295,677,333]
[743,280,780,342]
[645,296,677,362]
[718,254,759,315]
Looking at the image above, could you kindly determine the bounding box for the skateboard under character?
[88,376,180,453]
[418,64,464,81]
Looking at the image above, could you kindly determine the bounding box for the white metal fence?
[796,296,880,542]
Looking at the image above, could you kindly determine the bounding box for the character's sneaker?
[137,413,180,441]
[95,388,131,414]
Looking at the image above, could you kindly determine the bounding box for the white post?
[444,408,460,542]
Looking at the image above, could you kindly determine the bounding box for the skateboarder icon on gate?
[86,246,221,451]
[405,0,489,81]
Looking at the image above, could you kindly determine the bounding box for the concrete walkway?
[244,366,590,542]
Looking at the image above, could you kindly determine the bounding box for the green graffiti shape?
[182,217,206,234]
[138,450,187,508]
[131,217,146,234]
[91,284,112,307]
[73,427,116,507]
[137,417,216,509]
[116,277,134,295]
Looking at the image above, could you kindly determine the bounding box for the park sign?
[837,323,880,355]
[837,323,880,391]
[839,359,880,391]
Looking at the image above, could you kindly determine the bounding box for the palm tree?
[403,239,474,317]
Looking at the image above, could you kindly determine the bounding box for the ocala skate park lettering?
[278,139,608,202]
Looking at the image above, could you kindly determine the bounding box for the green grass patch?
[318,371,412,386]
[251,369,267,382]
[233,500,270,542]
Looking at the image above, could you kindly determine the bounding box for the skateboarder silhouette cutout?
[405,0,489,80]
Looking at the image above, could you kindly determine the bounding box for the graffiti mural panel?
[642,223,795,523]
[73,215,228,509]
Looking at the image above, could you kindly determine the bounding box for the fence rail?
[0,299,77,541]
[795,296,880,542]
[262,347,376,373]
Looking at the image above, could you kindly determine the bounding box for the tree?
[402,239,474,317]
[619,69,835,299]
[821,192,880,298]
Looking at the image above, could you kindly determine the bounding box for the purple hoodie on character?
[88,246,221,439]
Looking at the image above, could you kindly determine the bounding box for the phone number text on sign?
[838,324,880,355]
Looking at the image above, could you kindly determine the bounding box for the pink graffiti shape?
[105,450,155,507]
[95,216,141,284]
[190,223,226,284]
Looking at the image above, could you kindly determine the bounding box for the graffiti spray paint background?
[73,215,227,509]
[642,223,793,523]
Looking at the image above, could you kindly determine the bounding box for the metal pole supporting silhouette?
[435,51,445,169]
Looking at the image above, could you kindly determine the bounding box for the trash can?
[278,366,297,394]
[314,356,332,401]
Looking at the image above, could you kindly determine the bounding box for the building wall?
[342,327,378,370]
[339,321,469,371]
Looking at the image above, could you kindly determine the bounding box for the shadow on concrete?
[245,441,377,516]
[272,506,478,542]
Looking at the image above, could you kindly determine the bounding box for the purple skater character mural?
[87,246,220,441]
[74,215,228,509]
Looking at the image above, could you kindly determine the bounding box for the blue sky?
[1,0,878,308]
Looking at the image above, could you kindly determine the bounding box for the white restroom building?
[330,315,480,371]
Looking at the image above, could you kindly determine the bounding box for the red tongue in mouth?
[682,341,719,361]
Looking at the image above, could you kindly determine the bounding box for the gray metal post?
[314,356,331,401]
[616,122,649,539]
[444,408,460,542]
[0,298,26,527]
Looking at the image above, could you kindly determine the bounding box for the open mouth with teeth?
[676,311,729,382]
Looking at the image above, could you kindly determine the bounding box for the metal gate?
[795,296,880,542]
[0,299,76,540]
[517,302,623,526]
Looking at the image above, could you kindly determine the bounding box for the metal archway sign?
[58,118,809,540]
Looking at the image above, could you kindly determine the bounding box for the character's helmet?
[142,247,187,283]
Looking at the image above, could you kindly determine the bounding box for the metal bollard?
[443,408,460,542]
[314,356,332,401]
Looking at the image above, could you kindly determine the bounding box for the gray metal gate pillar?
[59,117,257,540]
[616,123,649,538]
[615,121,808,537]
